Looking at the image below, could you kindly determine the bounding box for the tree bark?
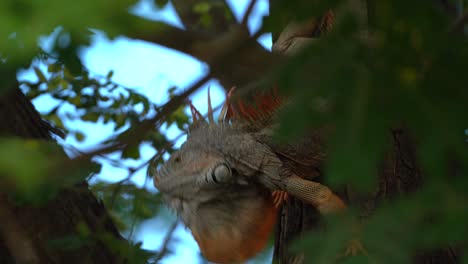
[0,86,126,263]
[270,2,460,263]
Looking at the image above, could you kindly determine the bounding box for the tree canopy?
[1,0,467,263]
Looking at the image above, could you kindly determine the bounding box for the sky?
[19,0,272,263]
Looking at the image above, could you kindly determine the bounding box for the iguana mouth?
[154,154,240,199]
[153,167,198,195]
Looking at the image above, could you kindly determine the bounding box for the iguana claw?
[272,190,289,208]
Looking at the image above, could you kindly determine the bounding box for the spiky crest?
[230,85,285,129]
[207,86,214,123]
[189,101,203,121]
[218,87,235,123]
[188,85,284,132]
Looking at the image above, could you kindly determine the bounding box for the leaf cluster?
[1,0,467,263]
[270,0,468,263]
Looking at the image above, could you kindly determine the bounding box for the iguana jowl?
[152,88,346,263]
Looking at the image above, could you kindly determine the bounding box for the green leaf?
[0,138,62,196]
[154,0,169,8]
[81,112,100,122]
[76,222,91,237]
[106,70,114,79]
[47,63,61,73]
[121,144,141,160]
[99,233,152,263]
[91,181,164,234]
[47,235,88,251]
[74,131,86,142]
[200,13,213,27]
[33,66,47,83]
[193,2,211,14]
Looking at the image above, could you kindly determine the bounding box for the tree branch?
[127,15,280,90]
[66,29,267,169]
[171,0,236,34]
[241,0,258,26]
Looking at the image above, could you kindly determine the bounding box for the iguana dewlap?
[152,90,346,263]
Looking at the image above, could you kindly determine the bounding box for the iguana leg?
[283,175,346,214]
[271,190,289,208]
[283,176,368,258]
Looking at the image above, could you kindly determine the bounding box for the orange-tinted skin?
[192,198,277,263]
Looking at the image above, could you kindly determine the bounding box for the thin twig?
[49,26,267,194]
[241,0,258,26]
[152,221,179,263]
[72,74,212,162]
[67,28,264,166]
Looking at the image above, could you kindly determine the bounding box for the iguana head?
[152,89,283,263]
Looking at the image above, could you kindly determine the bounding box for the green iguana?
[152,86,347,263]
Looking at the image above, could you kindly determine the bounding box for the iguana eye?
[211,163,231,183]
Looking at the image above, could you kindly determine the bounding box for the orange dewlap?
[191,198,277,263]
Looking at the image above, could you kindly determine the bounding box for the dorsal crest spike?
[237,101,251,121]
[189,100,205,124]
[218,86,236,123]
[231,86,285,126]
[207,86,215,123]
[225,87,235,121]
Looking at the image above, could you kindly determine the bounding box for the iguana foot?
[272,190,289,208]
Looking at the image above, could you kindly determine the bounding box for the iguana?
[152,86,347,263]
